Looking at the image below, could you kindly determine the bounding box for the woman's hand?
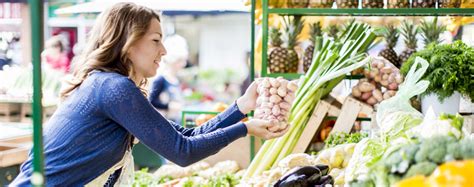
[237,82,258,114]
[244,119,289,140]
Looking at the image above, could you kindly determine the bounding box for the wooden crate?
[202,135,262,169]
[292,96,373,154]
[0,143,29,167]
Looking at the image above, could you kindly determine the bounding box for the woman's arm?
[148,76,169,109]
[98,77,247,166]
[167,103,247,136]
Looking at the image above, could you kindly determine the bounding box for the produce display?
[133,161,241,186]
[243,21,377,182]
[268,16,304,73]
[362,0,384,8]
[254,77,299,132]
[387,0,409,8]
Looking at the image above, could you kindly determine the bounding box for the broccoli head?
[415,136,455,164]
[404,162,438,178]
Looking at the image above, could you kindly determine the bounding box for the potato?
[366,97,377,105]
[359,82,375,92]
[270,95,282,103]
[374,75,382,82]
[388,74,395,83]
[388,82,398,90]
[270,78,280,88]
[380,80,389,87]
[270,87,277,95]
[377,61,384,69]
[382,74,389,81]
[369,71,378,78]
[361,91,372,100]
[381,67,392,74]
[395,74,404,84]
[373,89,383,102]
[352,87,362,97]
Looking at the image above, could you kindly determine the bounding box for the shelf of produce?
[268,8,474,16]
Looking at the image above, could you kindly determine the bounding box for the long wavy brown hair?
[61,2,160,99]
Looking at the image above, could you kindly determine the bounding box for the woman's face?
[128,18,167,79]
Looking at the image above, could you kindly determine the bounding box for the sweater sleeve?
[98,77,247,166]
[148,76,169,110]
[168,103,247,136]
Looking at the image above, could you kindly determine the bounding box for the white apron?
[85,144,136,186]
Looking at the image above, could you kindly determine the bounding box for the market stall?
[4,0,474,186]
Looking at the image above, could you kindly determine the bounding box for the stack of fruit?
[308,0,334,8]
[254,77,299,132]
[412,0,436,8]
[335,0,359,8]
[362,0,384,8]
[287,0,309,8]
[268,16,304,73]
[388,0,409,8]
[438,0,462,8]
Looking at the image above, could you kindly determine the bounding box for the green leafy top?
[381,24,399,48]
[419,17,446,46]
[283,16,304,49]
[324,132,368,149]
[400,40,474,102]
[326,24,340,42]
[401,20,418,49]
[309,21,323,43]
[269,27,283,47]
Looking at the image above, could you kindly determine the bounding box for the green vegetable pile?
[400,40,474,102]
[324,132,368,149]
[132,169,240,187]
[359,135,474,186]
[133,168,172,187]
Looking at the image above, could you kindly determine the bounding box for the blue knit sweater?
[10,71,248,186]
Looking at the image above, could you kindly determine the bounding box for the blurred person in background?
[11,3,287,186]
[149,34,188,123]
[41,35,70,73]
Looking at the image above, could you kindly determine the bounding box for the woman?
[11,3,287,186]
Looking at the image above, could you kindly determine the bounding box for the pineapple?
[283,16,304,73]
[378,25,401,67]
[326,24,340,42]
[439,0,462,8]
[388,0,409,8]
[268,27,287,73]
[412,0,436,8]
[287,0,309,8]
[268,16,304,74]
[399,20,418,65]
[303,22,323,73]
[362,0,384,8]
[335,0,359,8]
[419,17,447,47]
[308,0,334,8]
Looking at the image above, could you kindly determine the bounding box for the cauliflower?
[277,153,313,169]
